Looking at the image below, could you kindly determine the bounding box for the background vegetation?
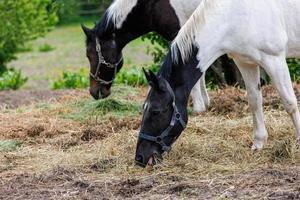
[0,0,58,89]
[2,0,300,91]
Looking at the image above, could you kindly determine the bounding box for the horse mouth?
[99,86,111,99]
[135,154,162,168]
[99,91,110,99]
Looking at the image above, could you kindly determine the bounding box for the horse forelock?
[107,0,138,29]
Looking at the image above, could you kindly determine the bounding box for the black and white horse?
[135,0,300,166]
[82,0,235,113]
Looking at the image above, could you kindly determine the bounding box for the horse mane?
[159,51,174,82]
[94,0,138,36]
[171,0,215,63]
[107,0,138,29]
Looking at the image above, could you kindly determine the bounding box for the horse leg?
[191,79,206,113]
[233,58,268,150]
[261,56,300,143]
[199,72,210,109]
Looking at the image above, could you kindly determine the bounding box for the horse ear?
[143,68,151,83]
[81,24,93,38]
[148,70,160,90]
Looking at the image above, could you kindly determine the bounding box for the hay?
[0,85,300,198]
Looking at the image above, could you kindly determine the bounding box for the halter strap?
[90,37,123,85]
[138,83,186,152]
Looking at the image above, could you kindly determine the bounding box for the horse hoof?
[251,141,265,151]
[204,98,210,109]
[193,107,206,114]
[192,104,206,114]
[251,145,262,151]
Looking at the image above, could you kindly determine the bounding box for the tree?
[0,0,58,73]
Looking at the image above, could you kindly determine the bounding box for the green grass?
[8,22,152,90]
[62,85,142,122]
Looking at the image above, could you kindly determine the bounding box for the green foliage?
[0,68,28,90]
[50,69,89,90]
[17,44,33,53]
[55,0,111,24]
[0,0,58,71]
[115,64,159,86]
[287,59,300,82]
[39,44,55,52]
[142,32,170,65]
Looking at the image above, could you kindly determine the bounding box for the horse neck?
[161,49,202,117]
[114,0,180,49]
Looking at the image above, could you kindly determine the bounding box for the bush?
[0,68,28,90]
[287,59,300,82]
[51,69,89,90]
[39,44,55,52]
[142,32,169,65]
[116,64,159,86]
[0,0,58,72]
[17,44,33,53]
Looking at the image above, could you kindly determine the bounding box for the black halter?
[90,37,123,85]
[138,83,186,152]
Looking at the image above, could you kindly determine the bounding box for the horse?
[81,0,237,113]
[135,0,300,167]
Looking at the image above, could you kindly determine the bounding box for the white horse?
[172,0,300,149]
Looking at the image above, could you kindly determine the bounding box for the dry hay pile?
[209,84,300,117]
[0,85,300,199]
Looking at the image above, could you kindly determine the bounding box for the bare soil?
[0,167,299,200]
[0,89,87,109]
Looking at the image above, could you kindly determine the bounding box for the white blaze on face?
[107,0,138,29]
[169,0,202,27]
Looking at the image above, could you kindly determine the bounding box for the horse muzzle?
[89,85,111,100]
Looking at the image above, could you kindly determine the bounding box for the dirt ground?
[1,167,299,199]
[0,89,88,109]
[1,85,300,199]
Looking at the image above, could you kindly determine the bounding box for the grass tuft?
[38,44,55,52]
[0,140,22,152]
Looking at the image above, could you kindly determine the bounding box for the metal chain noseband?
[90,37,123,85]
[138,83,186,152]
